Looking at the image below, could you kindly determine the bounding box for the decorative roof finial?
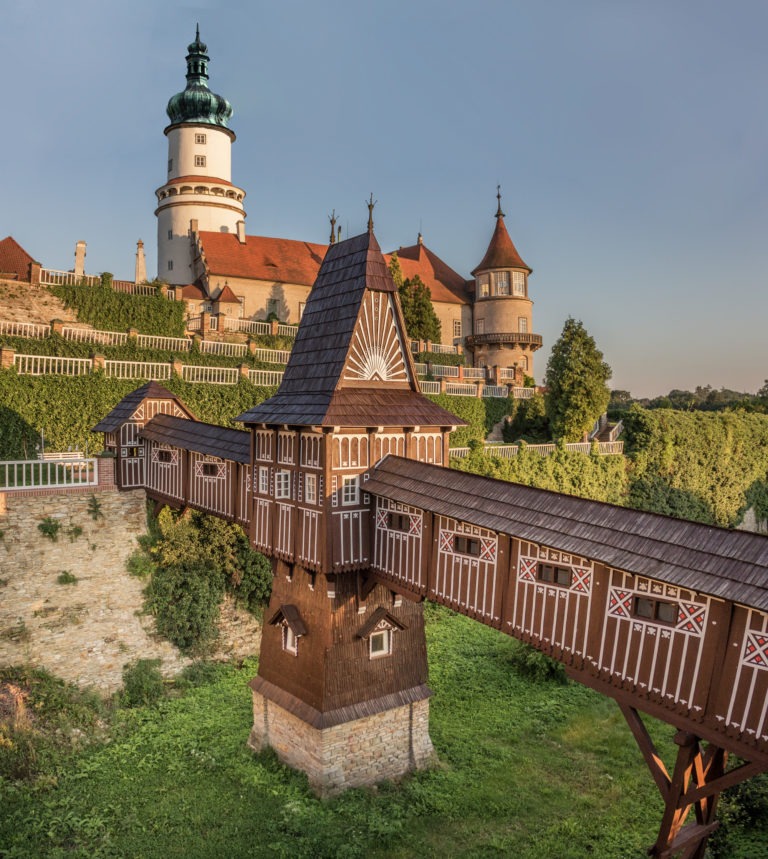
[366,193,376,233]
[496,185,505,219]
[195,22,200,41]
[328,209,337,245]
[417,231,423,246]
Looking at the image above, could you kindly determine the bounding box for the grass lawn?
[1,605,765,858]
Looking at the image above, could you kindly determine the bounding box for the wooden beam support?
[619,704,671,801]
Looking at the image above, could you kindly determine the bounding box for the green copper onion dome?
[166,26,233,128]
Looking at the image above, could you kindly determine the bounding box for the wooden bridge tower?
[235,225,462,795]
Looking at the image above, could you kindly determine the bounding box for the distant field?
[3,606,762,858]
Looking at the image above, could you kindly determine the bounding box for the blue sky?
[3,0,767,398]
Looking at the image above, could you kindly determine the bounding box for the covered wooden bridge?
[93,225,768,859]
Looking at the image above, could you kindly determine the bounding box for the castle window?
[168,158,173,173]
[305,473,317,504]
[478,275,490,298]
[259,466,269,494]
[494,271,510,295]
[195,133,207,144]
[342,475,359,506]
[453,319,462,339]
[167,260,174,271]
[513,271,525,296]
[167,229,173,240]
[194,155,206,168]
[475,318,485,335]
[283,624,298,656]
[275,470,291,499]
[539,563,572,587]
[519,317,528,333]
[454,535,480,556]
[634,597,678,625]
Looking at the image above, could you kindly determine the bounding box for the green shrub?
[87,495,104,521]
[56,571,78,585]
[126,549,155,578]
[37,517,61,541]
[507,640,567,684]
[121,659,165,707]
[145,559,224,652]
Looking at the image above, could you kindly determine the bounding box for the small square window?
[156,449,173,464]
[634,597,678,625]
[305,473,317,504]
[195,133,207,144]
[538,563,572,587]
[201,462,220,478]
[194,154,206,168]
[275,470,291,499]
[369,629,391,658]
[453,535,480,556]
[387,512,410,531]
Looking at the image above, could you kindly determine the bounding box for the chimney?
[74,241,87,277]
[236,220,246,244]
[134,239,147,284]
[189,219,199,237]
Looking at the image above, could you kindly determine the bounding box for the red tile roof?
[199,231,327,285]
[471,216,531,275]
[177,283,206,300]
[214,283,240,303]
[0,236,36,281]
[385,242,471,305]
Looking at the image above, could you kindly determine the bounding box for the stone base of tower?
[247,677,436,797]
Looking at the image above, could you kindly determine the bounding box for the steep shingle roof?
[365,456,768,612]
[237,231,464,429]
[91,382,194,433]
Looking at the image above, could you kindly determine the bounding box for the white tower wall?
[166,124,233,181]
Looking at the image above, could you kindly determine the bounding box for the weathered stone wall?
[248,690,435,796]
[0,488,191,690]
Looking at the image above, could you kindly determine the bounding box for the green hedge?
[426,393,513,447]
[622,406,768,527]
[50,284,187,336]
[0,370,275,458]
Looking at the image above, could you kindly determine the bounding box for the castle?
[155,28,543,377]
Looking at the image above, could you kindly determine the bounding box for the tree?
[388,254,441,342]
[544,317,612,441]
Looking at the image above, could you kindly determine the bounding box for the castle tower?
[236,220,463,795]
[468,189,542,378]
[155,27,246,284]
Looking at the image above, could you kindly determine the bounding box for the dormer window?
[268,605,307,657]
[494,271,510,295]
[357,606,407,660]
[512,271,525,296]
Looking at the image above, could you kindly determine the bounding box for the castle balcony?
[466,331,543,350]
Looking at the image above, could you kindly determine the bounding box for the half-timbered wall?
[433,514,504,625]
[511,543,594,665]
[411,433,443,465]
[372,497,427,593]
[117,399,189,489]
[188,452,233,519]
[145,441,184,502]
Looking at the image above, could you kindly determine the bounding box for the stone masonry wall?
[0,488,190,690]
[248,690,435,796]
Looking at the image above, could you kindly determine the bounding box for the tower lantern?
[155,27,246,283]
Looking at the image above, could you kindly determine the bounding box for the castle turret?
[467,188,542,378]
[155,27,246,284]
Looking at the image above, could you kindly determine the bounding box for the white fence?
[0,320,50,339]
[104,361,171,381]
[411,341,459,355]
[218,317,271,335]
[13,354,92,376]
[445,383,479,396]
[0,457,98,490]
[62,326,129,347]
[136,333,191,352]
[249,369,284,386]
[483,386,508,398]
[430,364,460,378]
[419,381,441,394]
[200,340,248,358]
[253,347,291,365]
[39,269,100,287]
[512,387,535,399]
[181,365,239,385]
[450,441,624,459]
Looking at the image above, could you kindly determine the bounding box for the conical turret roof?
[471,192,531,275]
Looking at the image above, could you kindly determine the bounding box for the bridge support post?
[619,704,765,859]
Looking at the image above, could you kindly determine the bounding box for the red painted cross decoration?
[571,566,592,594]
[439,530,454,553]
[743,631,768,670]
[518,556,537,582]
[376,510,389,529]
[409,515,422,536]
[676,603,706,636]
[480,538,497,562]
[608,589,633,619]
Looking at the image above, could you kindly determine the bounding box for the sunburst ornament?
[344,292,410,383]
